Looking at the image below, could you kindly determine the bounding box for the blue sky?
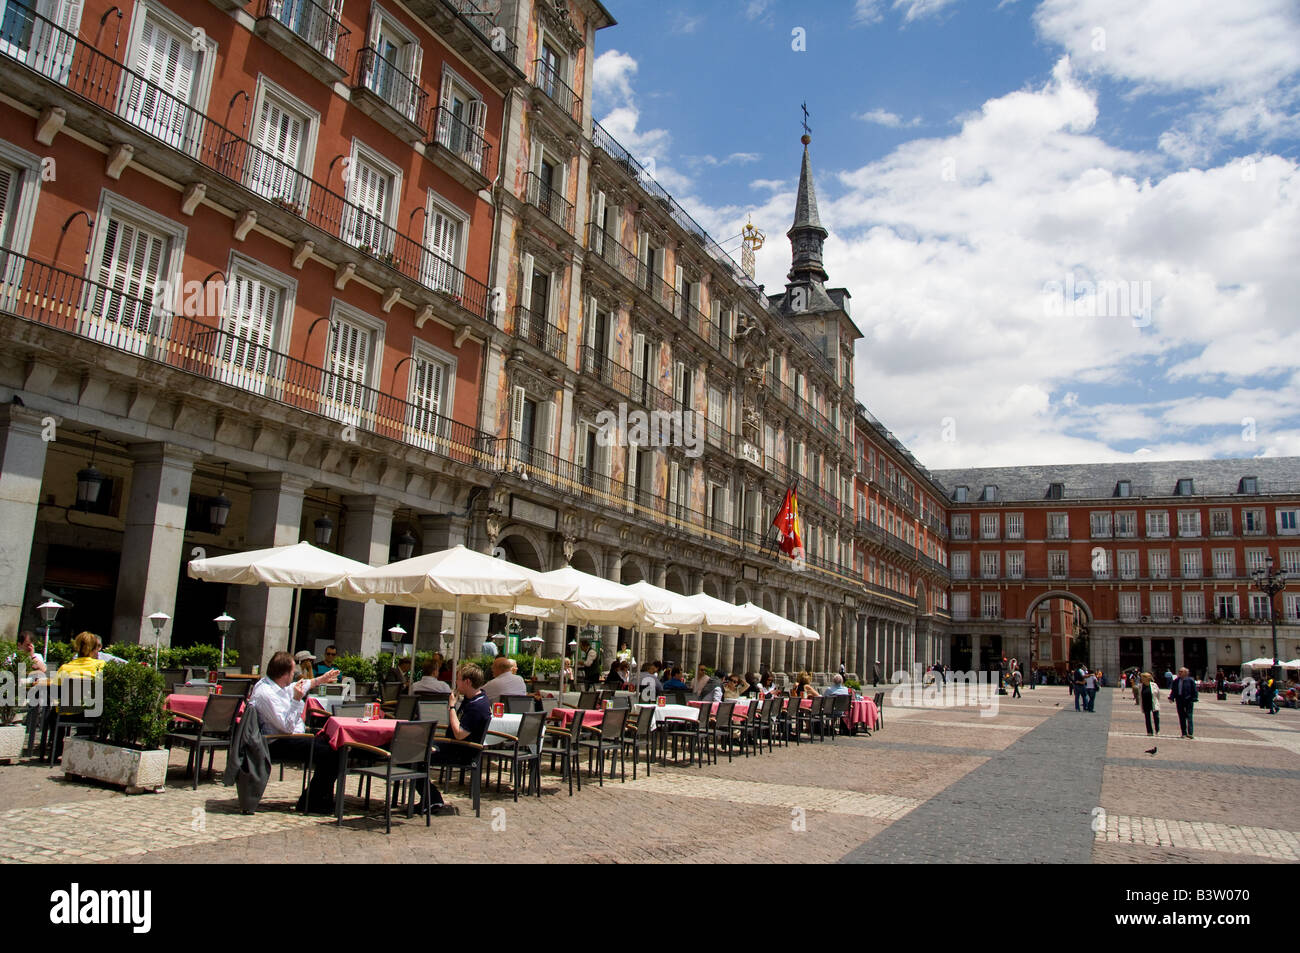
[589,0,1300,470]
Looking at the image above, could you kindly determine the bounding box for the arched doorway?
[1024,590,1093,677]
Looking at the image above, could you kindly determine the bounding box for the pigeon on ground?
[1144,746,1157,756]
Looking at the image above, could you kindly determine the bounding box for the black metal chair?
[827,693,851,739]
[217,678,251,698]
[577,691,599,710]
[171,685,210,697]
[164,694,243,789]
[483,711,546,801]
[873,692,885,729]
[42,679,100,765]
[430,733,487,817]
[622,706,656,779]
[610,694,631,709]
[778,696,798,746]
[735,698,762,756]
[670,691,689,706]
[755,696,781,752]
[540,708,585,796]
[334,702,370,717]
[159,668,187,694]
[500,694,533,715]
[578,707,628,785]
[264,728,316,799]
[708,700,741,763]
[417,699,449,725]
[335,720,436,834]
[393,695,419,721]
[664,705,704,766]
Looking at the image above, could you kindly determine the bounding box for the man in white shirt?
[413,658,452,694]
[481,657,528,703]
[249,651,341,813]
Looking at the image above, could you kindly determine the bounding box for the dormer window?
[1176,478,1194,496]
[1115,480,1131,498]
[953,485,968,503]
[1240,476,1259,495]
[981,485,998,502]
[1047,482,1064,500]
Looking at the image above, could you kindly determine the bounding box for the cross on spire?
[800,101,811,137]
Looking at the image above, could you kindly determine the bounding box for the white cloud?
[671,12,702,34]
[855,0,961,26]
[857,108,923,128]
[591,50,638,110]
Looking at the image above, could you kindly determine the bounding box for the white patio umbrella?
[1243,657,1279,669]
[327,545,581,674]
[188,541,370,663]
[1284,660,1300,669]
[679,592,764,674]
[738,602,804,641]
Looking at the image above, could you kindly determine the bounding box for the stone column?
[1142,635,1152,673]
[112,443,199,646]
[1207,637,1219,678]
[1173,634,1184,673]
[333,496,395,658]
[970,633,982,674]
[772,594,788,675]
[720,577,736,674]
[603,548,622,670]
[419,513,469,658]
[0,406,49,639]
[237,472,310,670]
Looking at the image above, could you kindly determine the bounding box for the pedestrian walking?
[1170,666,1198,738]
[1139,671,1160,736]
[1084,669,1099,711]
[1011,668,1022,698]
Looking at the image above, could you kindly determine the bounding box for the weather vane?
[800,101,811,144]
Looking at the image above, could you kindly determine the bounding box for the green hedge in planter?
[0,640,22,724]
[334,653,376,685]
[98,662,168,750]
[45,639,74,670]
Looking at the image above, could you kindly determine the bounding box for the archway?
[1024,590,1094,676]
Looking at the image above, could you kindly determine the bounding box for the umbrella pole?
[289,587,302,653]
[411,607,421,658]
[452,594,461,679]
[558,608,568,695]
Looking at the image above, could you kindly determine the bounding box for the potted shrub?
[61,662,170,794]
[0,640,27,762]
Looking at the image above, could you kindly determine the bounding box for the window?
[952,485,968,503]
[1090,511,1112,537]
[537,35,567,102]
[951,592,969,621]
[1280,549,1300,574]
[1047,482,1064,499]
[1115,480,1131,498]
[341,143,399,255]
[1146,510,1169,538]
[1245,549,1269,574]
[979,513,999,539]
[951,514,970,540]
[981,592,1001,619]
[1177,509,1201,537]
[1005,513,1023,539]
[1048,551,1068,579]
[1150,592,1171,621]
[673,360,695,409]
[1243,508,1265,534]
[0,0,84,82]
[121,2,215,150]
[216,255,294,395]
[1115,511,1136,537]
[951,552,969,580]
[1284,594,1300,622]
[1047,513,1069,539]
[1118,593,1139,622]
[1148,550,1169,580]
[1215,594,1238,620]
[1179,550,1202,579]
[0,141,43,255]
[1240,476,1259,495]
[1181,592,1204,621]
[982,485,998,502]
[84,194,185,356]
[362,6,422,120]
[246,81,317,207]
[405,345,453,450]
[1210,509,1232,536]
[1176,478,1194,496]
[1006,551,1024,579]
[1092,548,1111,579]
[1117,550,1138,580]
[322,306,379,424]
[1278,509,1300,535]
[1211,549,1235,579]
[980,551,999,579]
[1250,593,1271,620]
[435,68,487,170]
[421,194,465,295]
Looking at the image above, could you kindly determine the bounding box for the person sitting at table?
[91,635,126,665]
[560,657,575,686]
[413,659,452,694]
[314,645,339,677]
[604,659,630,690]
[722,674,747,701]
[15,630,46,676]
[797,675,820,698]
[418,663,493,816]
[483,656,528,702]
[436,653,453,683]
[637,661,663,702]
[662,667,688,692]
[388,656,413,692]
[757,672,777,698]
[56,632,106,680]
[742,672,762,698]
[694,666,722,703]
[824,674,850,696]
[248,651,340,814]
[294,651,316,681]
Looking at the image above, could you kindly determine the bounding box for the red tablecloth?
[322,716,398,750]
[164,693,211,719]
[549,707,606,729]
[848,699,880,729]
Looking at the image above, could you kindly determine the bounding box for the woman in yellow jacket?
[56,631,107,680]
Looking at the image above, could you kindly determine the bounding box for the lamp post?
[388,624,407,656]
[148,612,170,668]
[214,613,235,670]
[1252,556,1288,685]
[314,514,334,548]
[37,599,61,659]
[1028,627,1036,690]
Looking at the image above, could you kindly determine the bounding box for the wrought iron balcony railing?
[532,58,581,124]
[512,305,566,359]
[430,104,493,177]
[257,0,351,72]
[354,46,430,136]
[524,171,575,234]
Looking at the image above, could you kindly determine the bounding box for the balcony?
[584,223,642,288]
[0,248,496,468]
[531,58,582,126]
[402,0,521,85]
[428,104,493,187]
[580,345,675,415]
[254,0,351,81]
[351,46,430,142]
[511,306,566,361]
[705,419,733,455]
[523,171,575,236]
[0,9,492,324]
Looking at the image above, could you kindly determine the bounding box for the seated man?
[420,663,493,815]
[661,667,689,692]
[413,658,452,694]
[15,630,46,676]
[636,661,663,702]
[824,674,850,696]
[693,666,722,703]
[314,645,339,677]
[248,651,341,814]
[388,656,413,692]
[481,656,527,703]
[93,635,126,665]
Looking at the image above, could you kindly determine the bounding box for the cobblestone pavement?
[1,688,1296,863]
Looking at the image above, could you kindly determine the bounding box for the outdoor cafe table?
[548,707,606,729]
[321,714,526,750]
[689,697,880,730]
[636,703,699,729]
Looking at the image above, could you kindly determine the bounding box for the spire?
[787,129,829,286]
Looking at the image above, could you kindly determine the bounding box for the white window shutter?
[668,461,679,507]
[519,252,535,318]
[674,264,683,298]
[546,270,558,324]
[627,445,638,509]
[673,361,684,404]
[593,190,606,246]
[510,385,525,441]
[438,70,452,109]
[537,399,555,456]
[632,332,646,382]
[574,422,588,468]
[637,230,648,266]
[367,10,382,49]
[584,295,597,349]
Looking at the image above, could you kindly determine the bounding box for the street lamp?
[75,431,103,510]
[387,623,408,655]
[148,612,170,668]
[1252,556,1288,685]
[37,599,61,659]
[214,613,235,670]
[395,530,416,561]
[314,514,334,548]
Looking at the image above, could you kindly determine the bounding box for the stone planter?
[62,737,170,794]
[0,724,24,763]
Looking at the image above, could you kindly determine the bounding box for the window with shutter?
[6,0,83,82]
[122,11,200,150]
[0,162,16,248]
[247,92,308,205]
[422,202,462,294]
[406,352,447,450]
[86,214,167,354]
[343,151,395,254]
[219,265,282,394]
[322,316,372,423]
